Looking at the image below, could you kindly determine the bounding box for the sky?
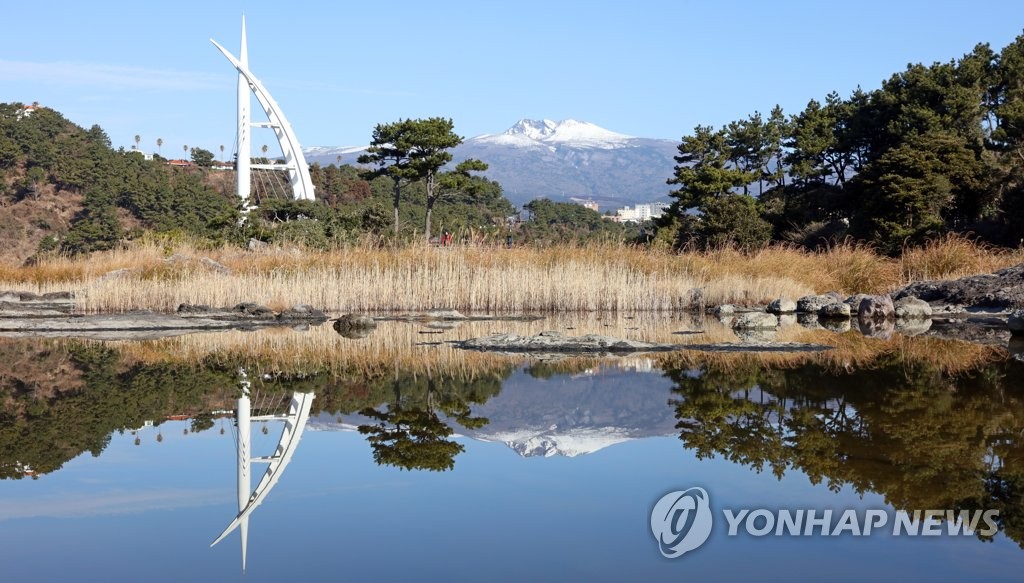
[2,1,1023,159]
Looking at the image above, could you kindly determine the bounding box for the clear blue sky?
[3,1,1022,158]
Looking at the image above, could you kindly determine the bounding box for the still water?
[1,317,1022,581]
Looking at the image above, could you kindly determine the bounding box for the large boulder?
[894,263,1024,312]
[797,294,836,313]
[767,298,797,314]
[334,314,377,332]
[894,297,932,319]
[858,295,895,321]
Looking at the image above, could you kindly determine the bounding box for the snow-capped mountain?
[474,118,634,149]
[303,119,679,207]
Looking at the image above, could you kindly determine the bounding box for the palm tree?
[134,134,141,151]
[219,144,225,161]
[156,137,163,154]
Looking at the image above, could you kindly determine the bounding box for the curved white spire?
[211,19,316,209]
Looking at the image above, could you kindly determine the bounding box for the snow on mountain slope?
[473,118,634,149]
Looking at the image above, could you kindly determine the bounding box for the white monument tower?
[211,18,316,214]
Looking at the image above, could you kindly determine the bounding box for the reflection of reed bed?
[661,330,1007,375]
[3,237,1020,313]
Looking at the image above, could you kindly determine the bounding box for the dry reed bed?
[0,236,1020,313]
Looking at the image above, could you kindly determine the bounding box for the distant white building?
[570,198,600,212]
[610,202,668,223]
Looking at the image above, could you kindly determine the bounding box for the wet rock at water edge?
[713,304,736,316]
[894,297,933,319]
[230,303,276,318]
[279,304,327,321]
[857,295,895,321]
[333,314,378,334]
[767,298,796,314]
[894,263,1024,312]
[797,294,836,313]
[818,302,852,319]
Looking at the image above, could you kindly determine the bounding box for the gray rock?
[858,295,895,321]
[818,302,852,319]
[894,263,1024,312]
[844,293,873,308]
[279,304,327,321]
[713,304,736,316]
[177,303,212,314]
[894,297,933,319]
[1009,310,1024,335]
[333,314,377,332]
[247,238,269,251]
[200,257,232,275]
[732,312,779,330]
[797,294,835,313]
[230,302,275,318]
[767,298,796,314]
[734,328,778,343]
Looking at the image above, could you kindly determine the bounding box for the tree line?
[658,34,1024,254]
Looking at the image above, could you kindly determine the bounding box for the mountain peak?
[476,118,634,149]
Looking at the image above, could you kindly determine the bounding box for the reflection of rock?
[1009,337,1024,362]
[895,318,932,337]
[682,342,833,353]
[894,297,933,319]
[859,317,895,340]
[821,318,851,333]
[767,299,796,314]
[797,313,824,330]
[732,312,778,330]
[1009,310,1024,335]
[778,314,797,327]
[459,331,675,353]
[732,313,779,343]
[333,314,377,337]
[858,295,895,321]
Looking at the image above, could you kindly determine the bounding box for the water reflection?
[663,356,1024,547]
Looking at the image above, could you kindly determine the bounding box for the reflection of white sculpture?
[211,369,314,573]
[211,17,316,215]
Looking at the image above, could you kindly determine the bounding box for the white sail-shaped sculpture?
[211,371,315,573]
[211,18,315,213]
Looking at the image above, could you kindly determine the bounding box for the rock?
[894,297,932,319]
[732,312,778,330]
[40,291,74,301]
[894,263,1024,312]
[844,294,873,308]
[767,298,796,314]
[424,309,467,320]
[200,257,232,275]
[247,238,269,251]
[797,294,835,313]
[858,318,895,340]
[1010,310,1024,335]
[713,304,736,316]
[733,328,778,343]
[686,288,705,310]
[333,314,377,333]
[230,302,275,318]
[818,302,852,319]
[279,304,327,321]
[857,295,895,321]
[681,342,833,353]
[177,303,212,314]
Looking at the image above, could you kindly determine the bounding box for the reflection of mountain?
[310,366,677,458]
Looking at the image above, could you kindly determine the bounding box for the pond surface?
[1,317,1023,581]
